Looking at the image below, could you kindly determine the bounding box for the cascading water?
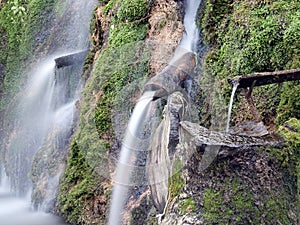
[179,0,201,52]
[8,59,56,194]
[1,0,97,223]
[108,0,201,224]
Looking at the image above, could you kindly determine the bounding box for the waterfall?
[8,59,56,195]
[0,0,97,223]
[109,0,201,224]
[0,168,67,225]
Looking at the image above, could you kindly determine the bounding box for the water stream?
[179,0,201,52]
[226,81,239,133]
[108,0,201,224]
[108,91,155,225]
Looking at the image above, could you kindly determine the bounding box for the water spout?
[226,81,239,133]
[108,91,155,225]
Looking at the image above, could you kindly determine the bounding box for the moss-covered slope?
[167,0,300,224]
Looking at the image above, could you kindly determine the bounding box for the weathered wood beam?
[228,68,300,89]
[55,50,88,69]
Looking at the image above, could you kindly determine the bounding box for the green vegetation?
[108,23,148,47]
[199,1,300,223]
[201,0,300,78]
[116,0,150,22]
[0,0,56,109]
[269,118,300,168]
[278,118,300,208]
[58,141,104,224]
[103,0,118,15]
[203,179,255,224]
[203,178,292,225]
[169,161,185,203]
[276,81,300,125]
[83,0,149,137]
[92,41,149,136]
[0,0,29,108]
[181,197,196,214]
[199,0,300,127]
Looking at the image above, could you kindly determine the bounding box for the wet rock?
[230,121,269,137]
[147,92,190,213]
[180,121,279,149]
[148,0,185,75]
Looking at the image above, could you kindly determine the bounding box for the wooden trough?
[228,68,300,89]
[54,50,88,69]
[143,52,196,100]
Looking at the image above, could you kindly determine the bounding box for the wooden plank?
[55,50,88,68]
[228,68,300,88]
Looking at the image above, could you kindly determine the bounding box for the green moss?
[116,0,150,23]
[276,118,300,169]
[276,82,300,125]
[203,178,292,224]
[0,0,57,109]
[203,179,254,224]
[157,19,166,30]
[58,141,103,224]
[58,1,151,220]
[103,0,119,16]
[181,197,196,214]
[169,161,185,201]
[92,41,149,136]
[0,26,8,64]
[200,0,233,46]
[108,23,148,48]
[197,1,300,223]
[271,118,300,206]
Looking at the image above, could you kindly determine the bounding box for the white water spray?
[0,171,67,225]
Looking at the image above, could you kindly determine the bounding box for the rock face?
[147,0,185,75]
[0,62,5,102]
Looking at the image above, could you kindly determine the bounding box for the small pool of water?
[0,178,68,225]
